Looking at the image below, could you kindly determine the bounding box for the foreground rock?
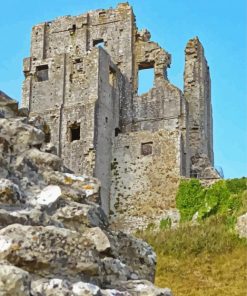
[0,117,172,296]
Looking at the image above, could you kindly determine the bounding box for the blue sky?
[0,0,246,178]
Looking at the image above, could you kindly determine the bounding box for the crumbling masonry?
[22,3,219,229]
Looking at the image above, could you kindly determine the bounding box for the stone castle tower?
[22,3,218,228]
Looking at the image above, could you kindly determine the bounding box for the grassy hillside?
[137,178,247,296]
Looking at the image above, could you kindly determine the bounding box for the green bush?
[176,179,205,222]
[176,178,247,223]
[225,177,247,194]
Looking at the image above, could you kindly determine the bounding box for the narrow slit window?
[36,65,49,82]
[44,123,51,143]
[115,127,121,137]
[141,141,153,156]
[109,67,116,87]
[45,132,51,143]
[69,122,80,142]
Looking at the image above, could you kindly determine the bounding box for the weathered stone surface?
[23,148,62,171]
[0,264,31,295]
[0,207,56,229]
[236,212,247,238]
[0,179,23,205]
[52,201,108,231]
[0,224,102,279]
[113,280,173,296]
[42,171,100,204]
[31,278,72,296]
[190,153,219,179]
[0,118,44,153]
[0,90,18,118]
[108,232,156,282]
[36,185,61,207]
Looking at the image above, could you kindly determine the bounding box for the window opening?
[109,67,116,87]
[138,63,154,95]
[45,132,51,143]
[36,65,49,82]
[190,169,199,179]
[141,141,153,156]
[93,39,105,48]
[69,122,80,142]
[115,127,121,137]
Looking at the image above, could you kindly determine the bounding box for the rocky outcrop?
[0,90,18,118]
[0,116,172,296]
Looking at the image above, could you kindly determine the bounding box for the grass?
[155,247,247,296]
[136,178,247,296]
[137,217,247,296]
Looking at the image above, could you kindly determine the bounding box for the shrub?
[176,178,247,223]
[176,179,205,222]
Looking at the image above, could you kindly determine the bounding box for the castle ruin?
[22,3,219,229]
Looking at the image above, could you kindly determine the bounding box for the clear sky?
[0,0,246,178]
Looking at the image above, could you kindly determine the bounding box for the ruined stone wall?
[110,130,181,231]
[22,48,99,176]
[184,37,214,174]
[94,48,126,214]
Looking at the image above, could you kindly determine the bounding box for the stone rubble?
[0,116,172,296]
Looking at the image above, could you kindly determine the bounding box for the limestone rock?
[43,171,100,203]
[72,282,101,296]
[0,179,23,205]
[114,280,173,296]
[24,148,62,171]
[0,118,44,153]
[0,207,56,229]
[0,224,101,279]
[36,185,61,207]
[52,202,108,232]
[236,212,247,238]
[0,264,31,296]
[31,278,73,296]
[0,90,18,118]
[109,232,156,282]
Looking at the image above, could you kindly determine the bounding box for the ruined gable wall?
[184,37,214,173]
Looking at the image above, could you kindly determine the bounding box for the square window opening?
[141,141,153,156]
[69,123,80,142]
[93,39,105,48]
[36,65,49,82]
